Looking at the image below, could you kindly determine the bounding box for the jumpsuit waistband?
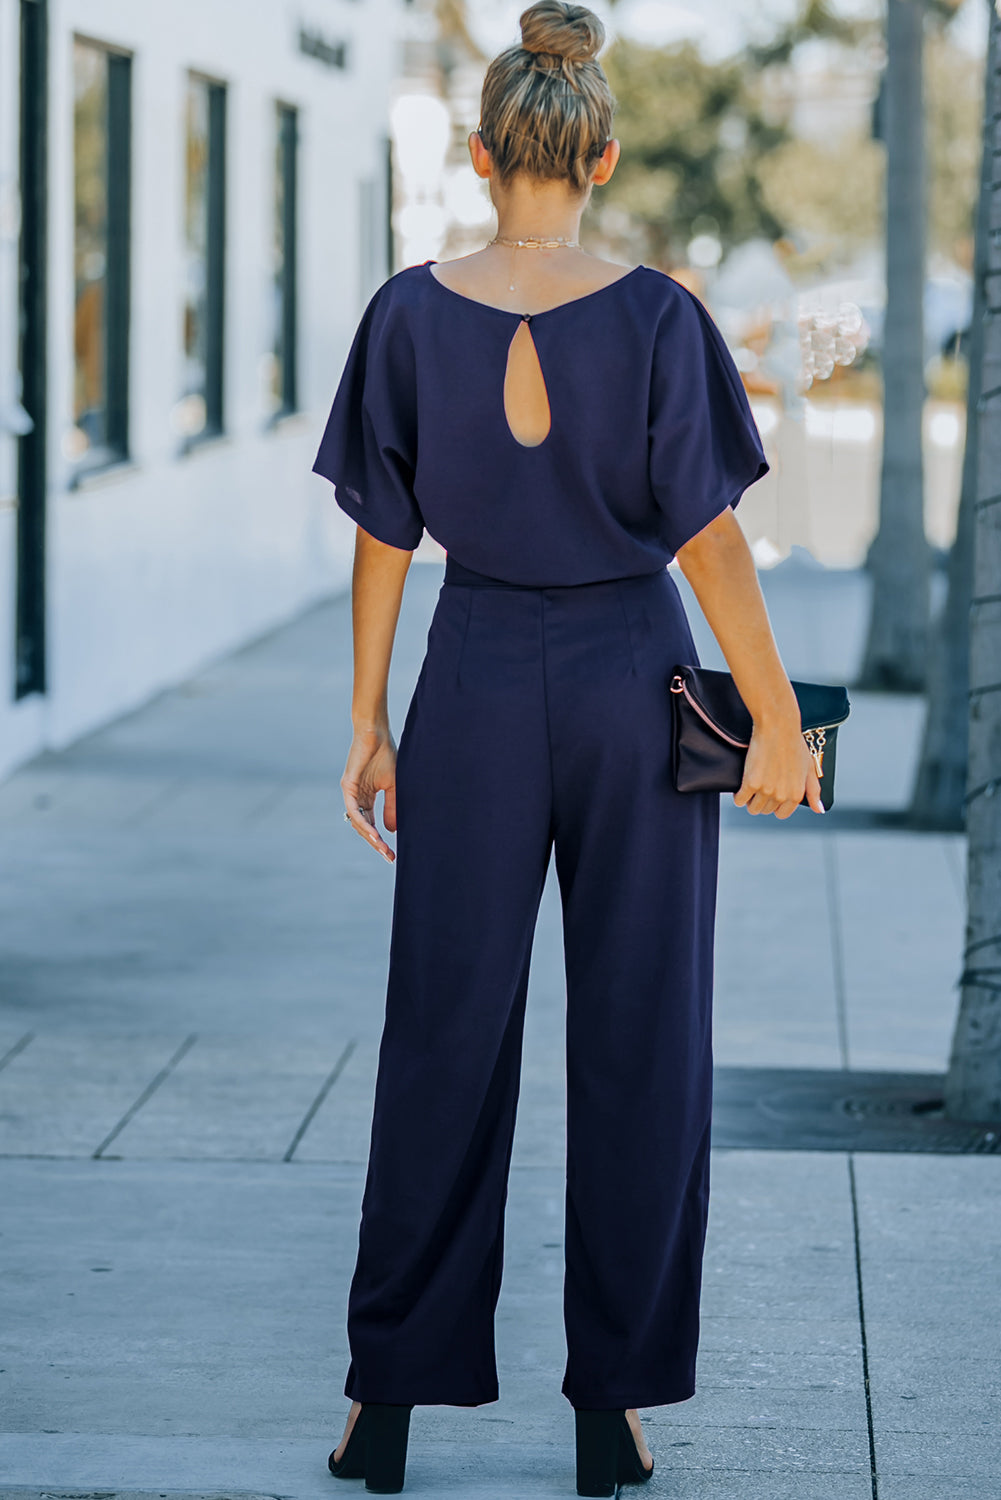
[442,555,667,591]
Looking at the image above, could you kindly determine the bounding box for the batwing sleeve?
[648,280,769,557]
[311,283,424,551]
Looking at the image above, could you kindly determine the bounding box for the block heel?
[575,1408,620,1497]
[328,1403,413,1494]
[574,1408,655,1497]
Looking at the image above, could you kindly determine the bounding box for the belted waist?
[442,554,667,591]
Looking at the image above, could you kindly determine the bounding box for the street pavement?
[0,556,998,1500]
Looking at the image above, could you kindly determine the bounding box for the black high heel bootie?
[574,1408,655,1498]
[328,1403,414,1494]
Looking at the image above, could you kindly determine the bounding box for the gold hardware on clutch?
[670,674,684,693]
[803,726,827,778]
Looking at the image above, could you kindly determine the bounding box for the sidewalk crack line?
[0,1032,34,1074]
[92,1033,198,1158]
[848,1153,879,1500]
[284,1038,358,1161]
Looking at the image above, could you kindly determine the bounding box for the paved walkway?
[0,558,997,1500]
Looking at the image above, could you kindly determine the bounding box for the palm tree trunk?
[858,0,931,691]
[909,14,992,828]
[944,0,1001,1123]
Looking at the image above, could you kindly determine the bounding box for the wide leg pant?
[343,557,720,1410]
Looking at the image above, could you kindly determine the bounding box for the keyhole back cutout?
[503,318,551,447]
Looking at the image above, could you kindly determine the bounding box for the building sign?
[298,25,348,70]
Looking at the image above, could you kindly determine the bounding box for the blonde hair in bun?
[478,1,616,193]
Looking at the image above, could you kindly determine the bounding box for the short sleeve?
[648,282,769,556]
[311,282,424,551]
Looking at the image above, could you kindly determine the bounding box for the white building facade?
[0,0,400,781]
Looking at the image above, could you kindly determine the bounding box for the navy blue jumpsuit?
[312,260,768,1411]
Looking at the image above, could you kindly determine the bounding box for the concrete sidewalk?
[0,559,997,1500]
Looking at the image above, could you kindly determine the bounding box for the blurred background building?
[1,0,397,781]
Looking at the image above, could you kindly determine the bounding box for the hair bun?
[519,1,604,65]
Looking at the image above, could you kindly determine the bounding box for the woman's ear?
[590,138,621,188]
[468,128,492,179]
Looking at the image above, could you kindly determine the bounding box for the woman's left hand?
[341,726,398,862]
[734,719,824,819]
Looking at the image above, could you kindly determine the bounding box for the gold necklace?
[486,233,582,291]
[487,234,581,248]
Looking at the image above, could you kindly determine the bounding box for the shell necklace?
[486,232,582,292]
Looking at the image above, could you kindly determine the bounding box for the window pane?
[272,104,297,415]
[180,75,224,440]
[271,107,285,412]
[73,40,108,455]
[181,76,210,437]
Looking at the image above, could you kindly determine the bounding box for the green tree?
[600,39,790,263]
[598,2,882,264]
[747,0,872,65]
[756,137,884,258]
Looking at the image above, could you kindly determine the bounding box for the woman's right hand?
[734,719,825,819]
[341,726,399,862]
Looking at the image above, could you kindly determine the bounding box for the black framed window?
[17,0,49,698]
[271,103,298,417]
[180,74,226,445]
[71,37,131,476]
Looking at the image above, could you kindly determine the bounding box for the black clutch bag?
[670,665,851,812]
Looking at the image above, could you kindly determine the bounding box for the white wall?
[0,0,399,779]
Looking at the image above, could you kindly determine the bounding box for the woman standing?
[312,3,822,1493]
